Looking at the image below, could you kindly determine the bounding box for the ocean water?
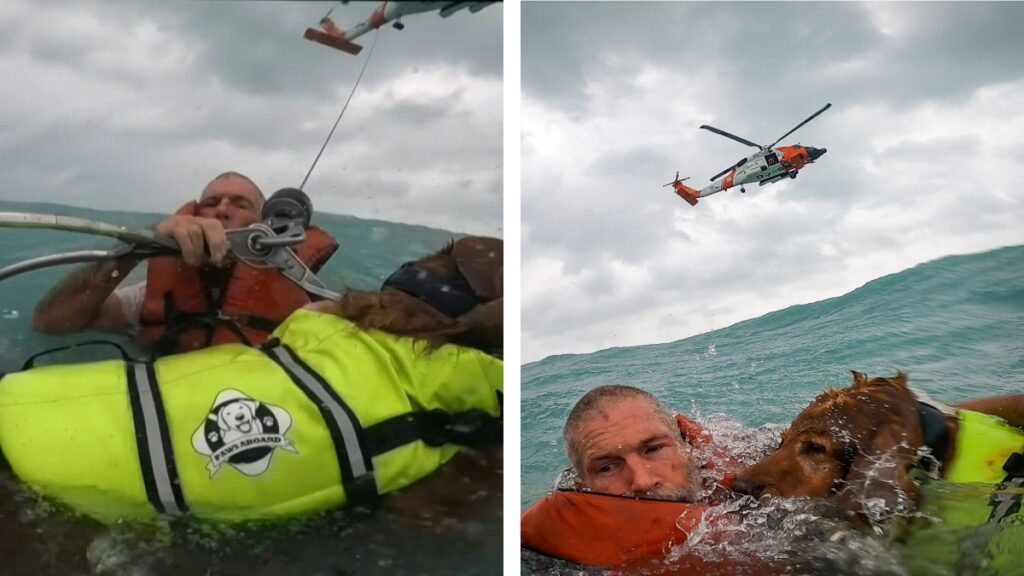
[0,199,500,575]
[522,244,1024,575]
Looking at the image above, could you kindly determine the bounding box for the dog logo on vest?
[192,389,298,477]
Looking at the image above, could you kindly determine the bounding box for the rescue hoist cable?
[299,29,380,191]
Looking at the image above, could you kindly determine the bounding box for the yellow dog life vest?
[896,408,1024,575]
[0,309,503,523]
[945,408,1024,485]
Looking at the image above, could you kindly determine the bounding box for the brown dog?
[311,236,503,356]
[732,372,942,518]
[733,372,1024,520]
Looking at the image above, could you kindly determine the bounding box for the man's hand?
[155,215,229,267]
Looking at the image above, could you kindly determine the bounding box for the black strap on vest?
[21,340,132,370]
[988,452,1024,523]
[145,263,283,356]
[263,342,380,507]
[150,313,257,358]
[916,402,950,474]
[125,361,189,516]
[364,407,503,456]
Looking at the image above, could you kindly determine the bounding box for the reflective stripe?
[265,344,376,499]
[126,362,187,516]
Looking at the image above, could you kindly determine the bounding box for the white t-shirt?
[114,281,147,330]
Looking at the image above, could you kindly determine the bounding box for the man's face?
[197,176,262,230]
[575,397,701,501]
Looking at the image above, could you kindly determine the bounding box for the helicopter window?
[736,157,748,167]
[765,152,779,166]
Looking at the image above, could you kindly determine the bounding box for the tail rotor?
[662,171,690,188]
[663,171,700,206]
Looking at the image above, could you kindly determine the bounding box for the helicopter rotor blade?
[709,163,736,182]
[662,171,690,187]
[767,103,831,149]
[699,125,761,149]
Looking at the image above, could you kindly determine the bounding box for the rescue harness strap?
[300,30,381,191]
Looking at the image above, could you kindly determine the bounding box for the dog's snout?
[235,413,245,421]
[731,476,766,498]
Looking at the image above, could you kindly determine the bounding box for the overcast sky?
[522,2,1024,364]
[0,1,501,236]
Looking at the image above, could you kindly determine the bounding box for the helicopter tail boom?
[672,181,701,206]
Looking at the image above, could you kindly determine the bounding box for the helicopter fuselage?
[698,144,826,196]
[668,103,831,206]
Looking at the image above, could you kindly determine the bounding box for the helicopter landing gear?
[789,171,798,179]
[393,21,405,30]
[740,187,746,193]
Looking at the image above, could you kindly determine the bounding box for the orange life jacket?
[140,201,338,353]
[521,414,741,569]
[521,491,712,568]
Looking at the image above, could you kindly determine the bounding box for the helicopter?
[304,1,497,55]
[666,103,831,206]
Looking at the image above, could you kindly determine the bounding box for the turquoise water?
[522,244,1024,574]
[0,199,500,575]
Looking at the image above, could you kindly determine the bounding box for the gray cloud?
[0,0,501,236]
[523,1,1024,362]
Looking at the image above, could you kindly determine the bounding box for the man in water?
[31,172,284,344]
[562,385,708,501]
[521,384,741,569]
[526,383,1024,570]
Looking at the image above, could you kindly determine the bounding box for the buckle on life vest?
[420,409,501,448]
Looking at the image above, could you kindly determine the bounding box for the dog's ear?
[454,297,502,354]
[850,370,872,389]
[452,237,502,302]
[833,423,920,524]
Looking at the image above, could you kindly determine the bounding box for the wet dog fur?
[319,236,503,357]
[732,372,958,519]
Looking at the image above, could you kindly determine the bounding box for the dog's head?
[732,372,924,518]
[217,400,260,435]
[322,236,503,356]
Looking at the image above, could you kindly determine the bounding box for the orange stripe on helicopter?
[369,4,389,29]
[723,172,735,190]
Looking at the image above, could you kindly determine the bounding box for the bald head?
[202,171,264,205]
[197,171,264,229]
[563,385,676,474]
[562,385,699,501]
